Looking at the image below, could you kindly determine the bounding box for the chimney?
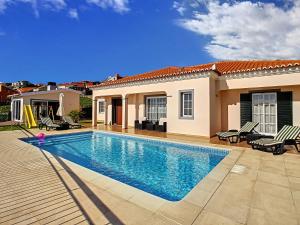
[47,82,57,91]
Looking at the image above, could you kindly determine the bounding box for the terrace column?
[92,99,98,127]
[122,95,128,129]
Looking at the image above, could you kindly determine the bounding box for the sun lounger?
[216,122,259,143]
[250,125,300,155]
[63,116,82,128]
[39,116,60,131]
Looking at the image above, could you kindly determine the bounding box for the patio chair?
[216,122,259,143]
[155,118,167,132]
[250,125,300,155]
[39,116,60,131]
[134,117,148,130]
[146,121,156,131]
[63,116,82,128]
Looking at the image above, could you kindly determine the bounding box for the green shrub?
[0,105,10,113]
[80,97,92,108]
[68,110,83,122]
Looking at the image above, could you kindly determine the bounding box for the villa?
[92,60,300,137]
[1,60,300,225]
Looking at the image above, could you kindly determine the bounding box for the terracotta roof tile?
[93,60,300,88]
[18,87,35,93]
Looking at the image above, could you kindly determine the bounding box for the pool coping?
[20,129,244,224]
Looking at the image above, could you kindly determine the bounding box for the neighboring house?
[58,81,99,95]
[10,89,81,123]
[11,80,32,89]
[17,87,36,94]
[105,74,123,82]
[0,84,18,103]
[92,60,300,137]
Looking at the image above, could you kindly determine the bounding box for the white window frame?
[98,100,105,114]
[252,92,277,135]
[11,99,23,122]
[145,96,167,122]
[179,90,194,119]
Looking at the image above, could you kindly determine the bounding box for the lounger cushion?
[217,131,239,138]
[159,118,167,126]
[217,122,259,138]
[274,125,300,142]
[250,138,283,146]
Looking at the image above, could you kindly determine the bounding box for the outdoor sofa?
[134,117,148,130]
[155,118,167,132]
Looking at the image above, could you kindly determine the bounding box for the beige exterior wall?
[92,70,300,137]
[21,91,80,117]
[220,85,300,131]
[93,73,213,137]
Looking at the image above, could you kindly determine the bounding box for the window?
[98,101,105,113]
[146,96,167,122]
[252,93,277,135]
[180,90,193,118]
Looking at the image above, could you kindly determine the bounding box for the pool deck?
[0,127,300,225]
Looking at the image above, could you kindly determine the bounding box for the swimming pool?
[23,131,228,201]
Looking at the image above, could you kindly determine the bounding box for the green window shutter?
[277,91,293,131]
[240,93,252,128]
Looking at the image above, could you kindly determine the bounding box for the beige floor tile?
[259,160,286,175]
[204,184,252,224]
[128,191,166,212]
[193,210,242,225]
[89,175,120,190]
[206,164,230,182]
[236,155,261,170]
[107,182,137,200]
[247,208,298,225]
[220,156,238,168]
[144,214,181,225]
[157,200,202,225]
[107,200,154,225]
[254,181,292,200]
[289,177,300,191]
[286,168,300,178]
[257,171,290,187]
[285,161,300,170]
[222,172,256,190]
[251,192,297,217]
[196,177,221,193]
[184,188,212,207]
[292,190,300,200]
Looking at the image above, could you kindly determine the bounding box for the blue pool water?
[23,132,228,201]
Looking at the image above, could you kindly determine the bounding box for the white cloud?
[0,0,66,17]
[176,0,300,60]
[173,1,186,16]
[87,0,129,13]
[0,0,129,17]
[68,8,78,20]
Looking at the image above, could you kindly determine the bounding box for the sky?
[0,0,300,83]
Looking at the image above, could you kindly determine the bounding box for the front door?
[112,98,122,125]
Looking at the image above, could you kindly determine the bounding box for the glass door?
[252,93,277,135]
[146,96,167,122]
